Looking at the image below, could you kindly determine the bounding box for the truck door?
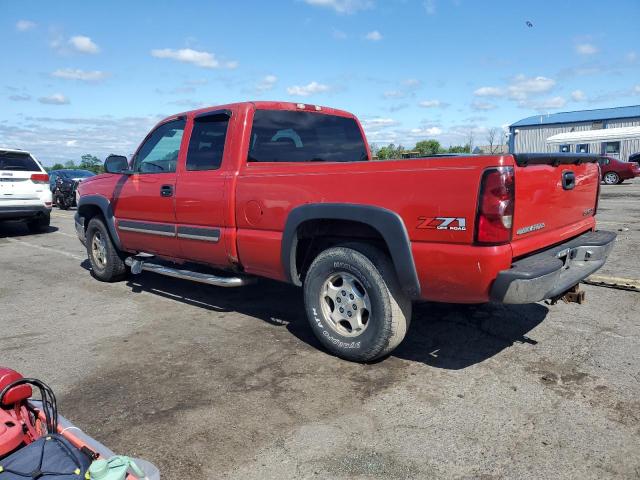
[174,111,232,267]
[112,118,186,256]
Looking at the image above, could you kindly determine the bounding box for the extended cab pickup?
[75,101,616,361]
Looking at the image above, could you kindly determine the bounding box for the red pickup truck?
[75,101,616,361]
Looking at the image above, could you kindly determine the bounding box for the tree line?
[373,140,472,159]
[47,154,103,174]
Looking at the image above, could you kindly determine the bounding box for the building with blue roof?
[508,105,640,161]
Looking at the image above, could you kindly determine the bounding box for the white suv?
[0,148,52,232]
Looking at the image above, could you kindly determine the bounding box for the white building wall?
[512,116,640,161]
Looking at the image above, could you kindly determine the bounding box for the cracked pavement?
[1,180,639,479]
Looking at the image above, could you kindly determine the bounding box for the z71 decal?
[417,216,467,231]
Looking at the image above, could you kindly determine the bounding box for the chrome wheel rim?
[604,173,618,184]
[320,272,371,337]
[91,231,107,268]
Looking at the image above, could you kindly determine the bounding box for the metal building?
[508,105,640,161]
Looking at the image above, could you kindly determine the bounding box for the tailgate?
[511,153,600,257]
[0,151,46,201]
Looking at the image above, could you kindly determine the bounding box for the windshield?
[58,169,95,178]
[0,151,40,171]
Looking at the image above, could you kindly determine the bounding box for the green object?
[89,456,146,480]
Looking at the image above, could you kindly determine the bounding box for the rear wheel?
[603,172,620,185]
[303,244,411,362]
[86,217,128,282]
[26,212,50,233]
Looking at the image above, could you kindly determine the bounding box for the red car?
[599,156,640,185]
[75,101,615,361]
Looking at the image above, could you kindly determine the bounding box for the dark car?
[598,156,640,185]
[48,169,95,192]
[629,152,640,167]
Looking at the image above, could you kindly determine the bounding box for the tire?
[303,244,411,362]
[26,212,50,233]
[603,172,620,185]
[85,216,128,282]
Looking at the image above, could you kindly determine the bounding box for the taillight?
[475,167,514,245]
[30,173,49,184]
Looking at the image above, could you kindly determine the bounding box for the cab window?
[186,114,229,171]
[133,119,185,173]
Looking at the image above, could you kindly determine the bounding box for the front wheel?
[85,217,128,282]
[603,172,620,185]
[303,245,411,362]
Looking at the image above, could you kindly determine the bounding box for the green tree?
[79,154,103,173]
[64,160,76,169]
[376,143,406,159]
[414,140,442,156]
[448,145,468,153]
[51,163,65,170]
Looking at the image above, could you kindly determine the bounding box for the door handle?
[160,185,173,197]
[562,171,575,190]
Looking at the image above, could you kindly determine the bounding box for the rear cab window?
[248,110,368,163]
[0,151,41,172]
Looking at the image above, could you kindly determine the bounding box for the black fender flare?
[281,203,421,299]
[76,195,121,250]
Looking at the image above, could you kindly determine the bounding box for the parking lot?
[1,181,639,480]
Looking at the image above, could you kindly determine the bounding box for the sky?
[1,0,639,165]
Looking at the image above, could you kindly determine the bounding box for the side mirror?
[104,154,130,174]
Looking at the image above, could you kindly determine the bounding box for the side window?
[186,114,230,171]
[133,119,185,173]
[576,144,589,153]
[559,144,571,153]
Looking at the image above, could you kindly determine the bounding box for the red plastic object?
[0,368,32,406]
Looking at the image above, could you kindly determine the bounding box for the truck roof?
[169,101,357,123]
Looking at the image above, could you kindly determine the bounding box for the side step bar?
[125,257,253,288]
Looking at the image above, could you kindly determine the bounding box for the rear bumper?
[0,204,50,221]
[74,213,86,245]
[490,230,616,304]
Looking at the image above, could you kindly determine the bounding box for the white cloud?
[474,86,504,97]
[0,115,164,165]
[634,85,640,94]
[256,75,278,94]
[576,43,598,55]
[410,126,442,135]
[507,74,555,100]
[16,20,36,31]
[332,29,347,40]
[471,101,497,111]
[627,51,638,63]
[365,30,383,41]
[419,99,446,108]
[519,96,566,110]
[423,0,436,14]
[151,48,236,69]
[38,93,70,105]
[286,81,329,96]
[402,78,421,87]
[52,68,109,82]
[69,35,100,54]
[571,89,586,101]
[303,0,372,14]
[362,117,398,130]
[9,94,31,102]
[383,90,404,99]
